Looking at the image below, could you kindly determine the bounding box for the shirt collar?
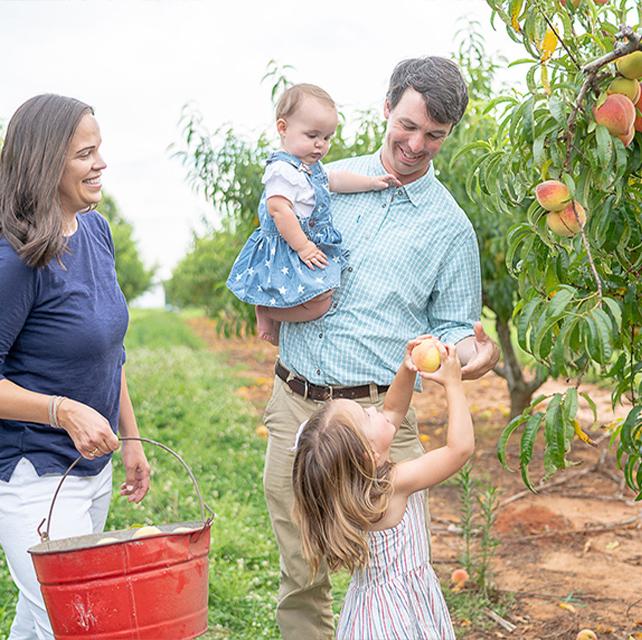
[370,149,436,208]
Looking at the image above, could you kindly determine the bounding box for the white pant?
[0,458,112,640]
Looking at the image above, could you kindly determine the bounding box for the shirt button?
[348,267,353,272]
[381,202,386,208]
[318,332,323,338]
[397,189,404,196]
[316,368,321,375]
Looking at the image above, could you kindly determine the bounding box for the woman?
[0,94,151,639]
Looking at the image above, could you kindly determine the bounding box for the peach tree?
[465,0,642,495]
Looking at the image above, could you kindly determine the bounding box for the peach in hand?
[535,180,570,211]
[411,339,441,373]
[546,201,586,237]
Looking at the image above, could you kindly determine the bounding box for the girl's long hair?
[0,94,93,268]
[292,402,394,577]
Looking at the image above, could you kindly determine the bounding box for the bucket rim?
[28,520,210,556]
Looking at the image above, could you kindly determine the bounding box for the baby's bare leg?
[263,292,333,323]
[255,306,280,346]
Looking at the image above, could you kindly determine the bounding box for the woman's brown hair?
[0,94,93,268]
[292,401,394,577]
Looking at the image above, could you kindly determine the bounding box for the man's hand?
[457,322,500,380]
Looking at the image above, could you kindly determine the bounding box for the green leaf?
[545,394,564,469]
[547,286,576,318]
[602,297,622,332]
[595,125,613,169]
[548,96,566,126]
[520,413,544,492]
[580,391,598,426]
[517,297,542,352]
[497,414,528,471]
[591,307,613,363]
[449,140,492,168]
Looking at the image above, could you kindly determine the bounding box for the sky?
[0,0,524,306]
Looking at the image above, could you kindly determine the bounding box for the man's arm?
[428,227,499,380]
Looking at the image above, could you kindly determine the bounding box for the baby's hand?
[297,240,328,270]
[371,174,401,191]
[418,343,462,387]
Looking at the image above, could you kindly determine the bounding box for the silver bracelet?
[48,395,66,429]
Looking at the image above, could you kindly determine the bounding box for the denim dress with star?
[227,150,348,307]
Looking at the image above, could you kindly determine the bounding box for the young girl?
[226,83,398,345]
[292,337,474,640]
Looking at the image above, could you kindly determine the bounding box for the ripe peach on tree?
[466,0,642,496]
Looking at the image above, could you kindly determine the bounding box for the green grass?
[0,309,498,638]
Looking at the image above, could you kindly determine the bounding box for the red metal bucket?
[28,437,214,640]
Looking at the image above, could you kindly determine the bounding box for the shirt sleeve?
[263,161,307,204]
[0,245,37,381]
[427,226,482,345]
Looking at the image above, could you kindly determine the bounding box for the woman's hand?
[119,440,151,503]
[57,398,120,460]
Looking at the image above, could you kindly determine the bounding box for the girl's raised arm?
[393,343,474,496]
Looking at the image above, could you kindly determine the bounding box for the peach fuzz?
[619,124,635,146]
[535,180,570,211]
[593,93,636,136]
[616,51,642,80]
[411,339,441,373]
[546,201,586,237]
[607,77,641,103]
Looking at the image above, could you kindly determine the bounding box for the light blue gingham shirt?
[279,149,481,386]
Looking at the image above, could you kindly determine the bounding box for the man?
[263,56,500,639]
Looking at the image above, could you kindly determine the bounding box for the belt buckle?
[325,385,333,401]
[302,379,309,401]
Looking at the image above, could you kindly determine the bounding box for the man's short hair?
[276,84,336,121]
[386,57,469,125]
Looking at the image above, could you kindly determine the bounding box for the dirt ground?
[187,318,642,640]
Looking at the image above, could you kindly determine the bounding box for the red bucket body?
[29,523,210,640]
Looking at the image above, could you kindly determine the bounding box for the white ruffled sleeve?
[263,161,309,203]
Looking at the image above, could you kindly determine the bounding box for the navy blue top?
[0,210,128,481]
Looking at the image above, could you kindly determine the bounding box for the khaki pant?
[263,375,429,640]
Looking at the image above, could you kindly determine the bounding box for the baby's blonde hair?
[292,401,394,578]
[275,83,336,121]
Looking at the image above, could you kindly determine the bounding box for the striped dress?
[336,491,455,640]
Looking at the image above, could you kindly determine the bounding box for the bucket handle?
[37,436,215,542]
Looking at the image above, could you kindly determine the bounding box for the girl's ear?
[276,118,288,136]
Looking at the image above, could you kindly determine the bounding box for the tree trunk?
[493,316,548,419]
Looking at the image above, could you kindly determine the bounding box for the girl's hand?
[402,334,437,372]
[419,343,462,387]
[297,240,328,270]
[57,398,120,460]
[119,440,151,503]
[371,174,402,191]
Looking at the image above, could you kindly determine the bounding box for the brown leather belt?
[275,359,389,402]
